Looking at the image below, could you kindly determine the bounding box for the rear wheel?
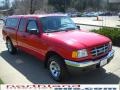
[47,55,67,82]
[6,39,16,54]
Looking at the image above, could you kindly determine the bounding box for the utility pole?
[30,0,33,14]
[107,0,109,10]
[64,0,66,13]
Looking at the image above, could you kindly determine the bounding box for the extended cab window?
[5,18,19,28]
[27,20,38,33]
[18,18,26,32]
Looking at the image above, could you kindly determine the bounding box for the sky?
[0,0,14,7]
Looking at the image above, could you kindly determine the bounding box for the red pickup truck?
[2,14,114,81]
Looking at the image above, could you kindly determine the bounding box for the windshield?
[40,16,77,33]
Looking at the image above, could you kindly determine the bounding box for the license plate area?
[100,59,107,66]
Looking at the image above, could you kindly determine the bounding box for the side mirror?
[77,25,80,30]
[28,28,39,34]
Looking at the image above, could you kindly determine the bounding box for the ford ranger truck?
[2,14,114,82]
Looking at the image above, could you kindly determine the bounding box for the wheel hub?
[50,61,60,78]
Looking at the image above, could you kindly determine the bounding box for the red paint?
[2,14,111,62]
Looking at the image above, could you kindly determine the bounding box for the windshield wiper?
[44,27,77,33]
[58,27,76,31]
[44,29,60,33]
[65,27,76,30]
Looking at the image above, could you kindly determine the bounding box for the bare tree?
[13,0,31,14]
[13,0,54,14]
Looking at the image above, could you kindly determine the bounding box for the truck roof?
[7,14,67,18]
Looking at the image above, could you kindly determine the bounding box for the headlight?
[72,49,88,58]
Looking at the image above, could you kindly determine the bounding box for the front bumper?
[65,50,114,68]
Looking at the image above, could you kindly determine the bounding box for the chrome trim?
[91,43,109,57]
[65,50,114,68]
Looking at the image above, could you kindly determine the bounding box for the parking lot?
[0,16,120,84]
[72,16,120,30]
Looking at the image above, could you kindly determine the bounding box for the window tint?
[18,18,26,32]
[27,20,38,31]
[40,16,77,32]
[5,18,19,28]
[40,17,60,31]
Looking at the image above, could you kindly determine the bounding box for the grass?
[0,79,3,84]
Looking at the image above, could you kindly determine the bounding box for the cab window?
[5,18,19,28]
[27,20,39,33]
[18,18,26,32]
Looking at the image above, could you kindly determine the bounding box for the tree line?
[0,0,119,15]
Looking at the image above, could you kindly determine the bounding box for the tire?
[47,55,67,82]
[6,39,16,54]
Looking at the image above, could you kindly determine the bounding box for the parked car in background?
[0,16,7,21]
[2,14,114,82]
[82,11,115,17]
[118,12,120,18]
[67,12,82,17]
[99,11,112,16]
[67,12,78,17]
[0,16,7,25]
[76,12,82,17]
[82,12,98,17]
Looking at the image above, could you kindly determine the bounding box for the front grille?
[91,43,109,57]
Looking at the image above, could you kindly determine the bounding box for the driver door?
[21,18,45,60]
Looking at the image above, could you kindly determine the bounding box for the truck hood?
[46,30,110,49]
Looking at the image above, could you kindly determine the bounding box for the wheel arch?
[6,36,11,41]
[44,51,64,68]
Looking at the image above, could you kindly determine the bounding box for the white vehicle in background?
[67,12,78,17]
[82,12,98,17]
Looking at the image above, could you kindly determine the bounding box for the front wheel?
[6,39,16,54]
[47,55,67,82]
